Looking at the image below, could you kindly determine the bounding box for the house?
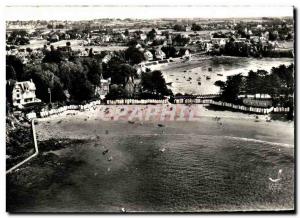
[12,80,41,108]
[154,49,166,60]
[211,38,227,47]
[140,34,147,41]
[144,50,153,61]
[238,94,272,108]
[124,76,141,96]
[124,76,135,97]
[178,48,191,59]
[102,53,112,64]
[49,34,59,42]
[185,25,191,32]
[205,42,213,52]
[95,73,111,99]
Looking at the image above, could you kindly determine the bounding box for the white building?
[140,34,147,41]
[12,80,41,108]
[95,74,111,99]
[155,49,166,60]
[144,50,154,61]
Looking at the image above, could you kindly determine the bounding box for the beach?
[160,56,294,95]
[7,104,294,212]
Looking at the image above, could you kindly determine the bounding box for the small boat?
[217,73,223,76]
[206,76,211,80]
[166,82,172,86]
[197,77,201,81]
[159,148,166,153]
[198,82,201,85]
[208,67,212,72]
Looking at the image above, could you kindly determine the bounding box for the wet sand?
[160,56,293,95]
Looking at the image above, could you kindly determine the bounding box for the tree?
[173,24,185,31]
[124,29,129,36]
[141,70,172,96]
[23,64,65,102]
[69,70,94,102]
[191,23,202,31]
[147,28,157,40]
[6,55,25,81]
[42,48,63,63]
[214,80,225,88]
[124,46,145,64]
[173,34,190,46]
[161,46,178,58]
[106,85,128,100]
[219,74,243,102]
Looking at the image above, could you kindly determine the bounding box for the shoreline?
[36,104,294,146]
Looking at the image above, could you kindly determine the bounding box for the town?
[6,15,295,213]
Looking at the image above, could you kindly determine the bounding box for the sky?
[4,5,294,21]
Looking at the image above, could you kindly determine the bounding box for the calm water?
[162,56,294,95]
[8,134,294,212]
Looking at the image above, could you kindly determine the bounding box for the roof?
[14,81,36,91]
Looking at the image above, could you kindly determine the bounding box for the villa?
[12,80,41,108]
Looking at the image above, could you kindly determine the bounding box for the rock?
[102,149,109,155]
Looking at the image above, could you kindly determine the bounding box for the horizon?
[5,5,294,21]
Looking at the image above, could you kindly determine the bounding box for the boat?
[217,73,223,76]
[198,82,201,85]
[206,76,211,80]
[208,67,212,72]
[197,77,201,81]
[166,82,173,86]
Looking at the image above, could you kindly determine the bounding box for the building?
[211,38,228,47]
[102,53,112,64]
[154,49,166,60]
[144,50,154,61]
[178,48,191,59]
[12,80,41,108]
[95,74,111,99]
[140,34,147,41]
[238,94,272,108]
[125,76,135,97]
[124,76,141,97]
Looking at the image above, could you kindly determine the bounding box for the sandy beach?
[36,104,294,146]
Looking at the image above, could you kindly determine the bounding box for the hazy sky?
[5,5,293,21]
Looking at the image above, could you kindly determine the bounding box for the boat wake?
[223,136,293,148]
